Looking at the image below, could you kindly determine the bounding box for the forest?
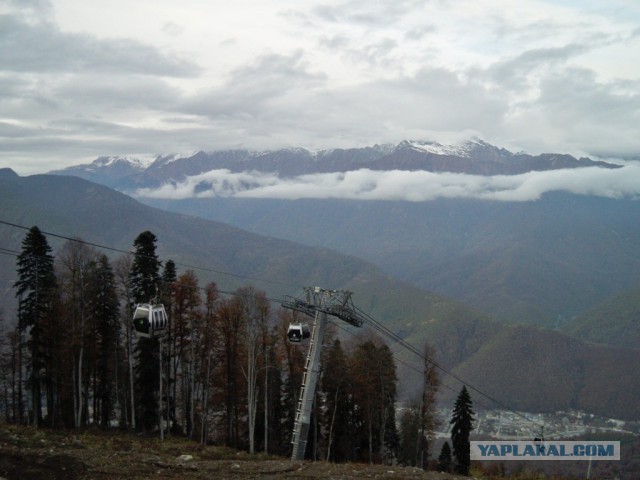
[0,226,469,471]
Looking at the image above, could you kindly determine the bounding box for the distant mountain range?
[50,139,621,188]
[49,139,640,328]
[3,168,640,420]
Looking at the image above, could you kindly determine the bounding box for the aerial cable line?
[331,321,498,412]
[1,219,544,429]
[0,240,286,308]
[353,304,545,429]
[0,218,296,289]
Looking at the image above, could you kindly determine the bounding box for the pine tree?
[129,231,162,431]
[438,441,452,472]
[450,385,474,475]
[14,226,57,427]
[130,231,161,304]
[87,254,120,427]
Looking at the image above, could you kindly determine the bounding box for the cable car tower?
[282,287,365,461]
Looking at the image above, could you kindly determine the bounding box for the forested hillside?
[141,194,640,328]
[50,142,640,329]
[2,223,409,462]
[561,286,640,349]
[0,169,486,466]
[2,170,640,438]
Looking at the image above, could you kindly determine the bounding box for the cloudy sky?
[2,0,640,175]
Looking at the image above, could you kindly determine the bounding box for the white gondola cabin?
[287,322,311,343]
[132,303,168,338]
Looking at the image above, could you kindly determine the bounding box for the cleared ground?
[0,425,465,480]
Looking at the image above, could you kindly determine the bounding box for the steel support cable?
[353,305,545,429]
[0,219,295,289]
[330,321,499,413]
[1,219,543,429]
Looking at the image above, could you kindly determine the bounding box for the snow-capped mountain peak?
[402,139,486,157]
[91,155,155,170]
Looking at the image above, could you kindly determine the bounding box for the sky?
[1,0,640,175]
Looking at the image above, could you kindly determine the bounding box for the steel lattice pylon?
[282,287,364,461]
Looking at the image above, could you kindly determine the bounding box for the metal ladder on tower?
[281,287,364,461]
[290,309,327,460]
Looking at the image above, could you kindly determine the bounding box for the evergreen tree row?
[0,226,474,470]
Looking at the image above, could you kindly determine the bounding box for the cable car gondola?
[287,322,310,343]
[533,427,546,454]
[132,303,168,338]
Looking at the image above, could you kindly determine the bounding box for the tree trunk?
[200,352,212,445]
[245,337,258,454]
[127,318,136,430]
[263,366,268,454]
[326,384,341,461]
[76,344,83,427]
[18,327,23,424]
[190,317,195,440]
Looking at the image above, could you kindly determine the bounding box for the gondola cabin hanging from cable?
[132,303,168,338]
[287,322,311,343]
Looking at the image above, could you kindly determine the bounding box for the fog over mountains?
[51,139,640,327]
[54,139,627,199]
[4,167,640,420]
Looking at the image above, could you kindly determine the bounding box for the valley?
[3,162,640,421]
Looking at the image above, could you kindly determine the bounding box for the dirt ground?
[0,425,468,480]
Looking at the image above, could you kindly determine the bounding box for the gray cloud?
[484,44,590,88]
[134,164,640,202]
[50,74,184,111]
[0,13,200,76]
[313,0,428,27]
[173,61,506,152]
[1,0,639,174]
[181,51,327,120]
[162,21,185,37]
[503,66,640,158]
[404,25,437,41]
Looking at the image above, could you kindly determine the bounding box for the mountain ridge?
[46,141,640,328]
[2,172,640,419]
[49,139,621,190]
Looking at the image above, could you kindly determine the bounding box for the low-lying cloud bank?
[135,164,640,202]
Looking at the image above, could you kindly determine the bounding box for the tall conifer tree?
[87,254,120,427]
[14,226,57,427]
[129,231,161,431]
[450,385,474,475]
